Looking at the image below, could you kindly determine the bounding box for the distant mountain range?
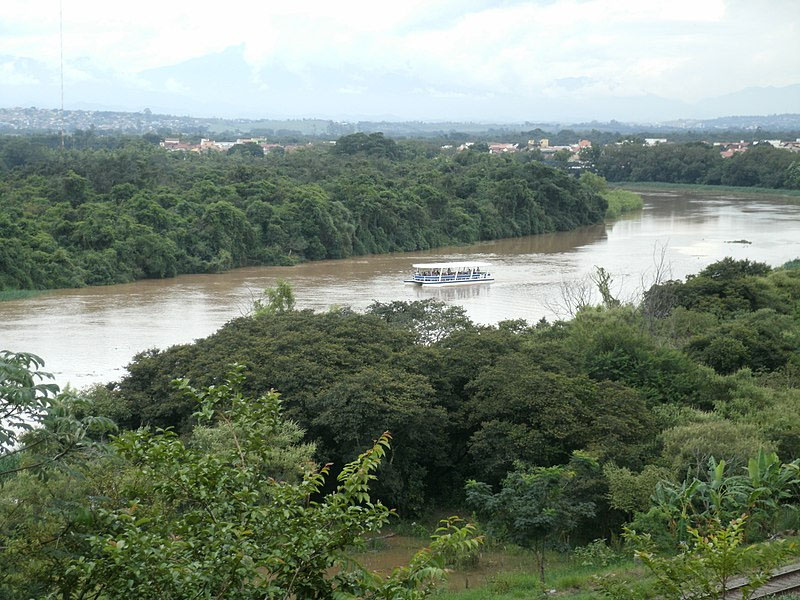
[2,45,799,124]
[2,106,799,138]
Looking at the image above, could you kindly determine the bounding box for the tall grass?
[603,188,644,219]
[0,289,46,302]
[620,181,800,200]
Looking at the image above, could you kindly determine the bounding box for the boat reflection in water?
[413,283,492,301]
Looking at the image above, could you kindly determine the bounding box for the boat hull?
[404,278,494,286]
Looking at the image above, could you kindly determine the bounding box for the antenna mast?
[59,0,65,150]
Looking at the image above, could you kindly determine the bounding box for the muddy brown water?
[2,191,800,388]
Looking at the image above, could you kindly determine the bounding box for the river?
[2,190,800,389]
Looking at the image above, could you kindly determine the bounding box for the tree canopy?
[0,134,606,291]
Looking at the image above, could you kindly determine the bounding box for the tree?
[465,452,597,582]
[469,142,489,153]
[367,299,473,344]
[333,132,400,159]
[579,171,608,193]
[591,266,621,308]
[60,367,480,598]
[604,463,673,515]
[602,516,796,600]
[306,365,448,514]
[0,351,59,464]
[463,355,656,481]
[660,421,772,478]
[227,142,264,158]
[786,161,800,189]
[632,451,800,550]
[553,148,572,166]
[253,278,296,316]
[0,351,111,477]
[1,136,609,291]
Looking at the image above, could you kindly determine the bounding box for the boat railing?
[412,272,492,282]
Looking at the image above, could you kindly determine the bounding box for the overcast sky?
[1,0,798,122]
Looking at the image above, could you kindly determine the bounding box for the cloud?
[163,77,190,95]
[0,59,39,85]
[337,85,367,95]
[0,0,797,118]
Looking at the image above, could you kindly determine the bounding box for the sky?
[1,0,799,122]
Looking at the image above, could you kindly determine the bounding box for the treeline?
[95,258,800,519]
[2,258,800,596]
[595,141,800,188]
[0,133,607,291]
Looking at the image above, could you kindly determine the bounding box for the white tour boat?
[404,261,494,286]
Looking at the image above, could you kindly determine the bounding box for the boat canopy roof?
[412,261,491,269]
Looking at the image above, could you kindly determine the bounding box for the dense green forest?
[3,257,800,597]
[101,258,800,514]
[595,141,800,189]
[0,133,607,291]
[2,132,795,294]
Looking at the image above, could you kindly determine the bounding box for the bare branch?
[544,274,595,319]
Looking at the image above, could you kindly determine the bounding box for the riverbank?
[620,181,800,201]
[4,191,800,390]
[0,289,48,302]
[602,187,643,219]
[578,172,643,219]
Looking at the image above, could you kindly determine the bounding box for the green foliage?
[572,539,623,568]
[754,386,800,459]
[252,278,296,316]
[660,420,774,477]
[639,451,800,547]
[700,257,772,280]
[97,257,800,542]
[580,173,643,218]
[1,367,481,598]
[604,463,673,515]
[601,188,644,218]
[367,299,473,344]
[176,363,315,479]
[333,132,400,159]
[784,257,800,270]
[306,365,448,514]
[7,242,800,596]
[596,141,798,189]
[227,141,265,157]
[0,351,114,477]
[787,161,800,190]
[643,259,800,380]
[0,450,133,597]
[0,350,59,455]
[0,134,608,290]
[608,516,796,600]
[578,171,607,194]
[113,306,657,514]
[567,307,724,408]
[687,308,799,374]
[591,266,621,308]
[466,452,599,581]
[463,356,657,479]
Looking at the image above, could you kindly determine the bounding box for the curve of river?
[2,191,800,388]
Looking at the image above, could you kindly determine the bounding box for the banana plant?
[745,449,800,537]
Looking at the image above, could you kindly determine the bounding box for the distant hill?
[694,85,800,120]
[1,106,799,138]
[662,113,800,131]
[3,45,798,124]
